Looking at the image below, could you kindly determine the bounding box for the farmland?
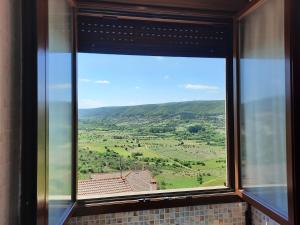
[78,100,227,190]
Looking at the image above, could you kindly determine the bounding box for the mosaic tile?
[68,203,247,225]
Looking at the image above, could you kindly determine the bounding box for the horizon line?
[79,99,225,110]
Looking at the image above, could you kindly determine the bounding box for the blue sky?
[78,53,225,109]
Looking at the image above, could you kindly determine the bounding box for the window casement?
[235,0,296,224]
[20,0,299,224]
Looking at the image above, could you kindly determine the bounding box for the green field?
[78,100,227,189]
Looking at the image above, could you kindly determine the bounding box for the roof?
[78,170,157,198]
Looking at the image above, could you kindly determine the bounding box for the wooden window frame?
[72,4,240,217]
[21,0,77,224]
[233,0,297,225]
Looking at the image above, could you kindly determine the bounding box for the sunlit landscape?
[77,54,227,197]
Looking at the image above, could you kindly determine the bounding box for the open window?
[21,0,76,224]
[21,0,299,224]
[235,0,295,224]
[76,16,235,201]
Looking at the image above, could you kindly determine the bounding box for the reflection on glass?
[48,0,73,224]
[239,0,287,216]
[77,54,227,199]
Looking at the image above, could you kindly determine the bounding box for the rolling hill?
[78,100,227,189]
[79,100,225,120]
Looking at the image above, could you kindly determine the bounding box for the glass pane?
[48,0,73,224]
[239,0,288,216]
[77,54,227,199]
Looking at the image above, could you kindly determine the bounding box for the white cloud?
[135,86,141,89]
[49,83,71,89]
[78,99,104,109]
[183,84,219,90]
[95,80,110,84]
[163,75,169,80]
[79,78,91,82]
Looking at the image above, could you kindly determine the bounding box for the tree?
[197,173,203,184]
[187,125,205,133]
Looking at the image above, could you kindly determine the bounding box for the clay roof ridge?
[79,176,126,182]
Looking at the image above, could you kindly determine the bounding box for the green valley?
[78,100,227,190]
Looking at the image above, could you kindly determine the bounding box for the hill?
[79,100,225,120]
[77,100,227,189]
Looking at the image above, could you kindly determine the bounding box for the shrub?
[132,152,143,157]
[197,173,203,184]
[187,125,205,133]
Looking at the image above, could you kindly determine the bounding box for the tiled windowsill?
[68,202,247,225]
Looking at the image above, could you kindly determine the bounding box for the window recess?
[76,14,235,202]
[21,0,300,224]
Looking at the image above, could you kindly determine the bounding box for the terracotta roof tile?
[78,170,157,197]
[78,177,133,196]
